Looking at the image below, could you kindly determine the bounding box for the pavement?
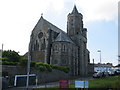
[4,76,94,90]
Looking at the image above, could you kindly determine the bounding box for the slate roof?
[54,32,74,44]
[32,16,74,44]
[41,16,65,33]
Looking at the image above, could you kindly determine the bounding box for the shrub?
[30,61,36,67]
[45,65,52,72]
[52,65,70,73]
[19,58,28,66]
[2,61,18,65]
[2,50,20,62]
[38,65,46,72]
[35,62,52,72]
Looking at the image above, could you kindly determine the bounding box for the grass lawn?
[69,75,120,88]
[35,75,120,89]
[89,76,120,88]
[52,75,120,88]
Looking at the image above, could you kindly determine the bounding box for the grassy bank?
[89,75,120,88]
[35,75,120,89]
[48,75,120,88]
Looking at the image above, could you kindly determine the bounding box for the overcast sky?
[0,0,119,65]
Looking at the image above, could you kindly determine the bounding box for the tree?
[2,50,20,62]
[19,56,28,67]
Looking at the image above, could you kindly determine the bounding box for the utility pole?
[118,55,120,65]
[0,44,3,90]
[0,44,3,61]
[1,44,3,59]
[97,50,101,72]
[26,43,31,88]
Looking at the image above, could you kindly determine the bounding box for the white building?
[94,63,113,72]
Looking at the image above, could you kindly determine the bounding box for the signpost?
[59,80,69,88]
[75,81,89,88]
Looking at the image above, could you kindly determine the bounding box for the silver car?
[93,72,103,78]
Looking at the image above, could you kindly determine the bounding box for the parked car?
[93,72,104,78]
[115,69,120,75]
[108,70,115,76]
[104,72,109,76]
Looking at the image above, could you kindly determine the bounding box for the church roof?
[32,16,74,44]
[33,16,65,34]
[71,5,79,14]
[54,32,74,44]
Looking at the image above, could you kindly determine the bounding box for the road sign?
[75,81,89,88]
[84,81,88,88]
[59,80,69,88]
[75,81,84,88]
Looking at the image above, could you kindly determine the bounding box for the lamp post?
[97,50,101,72]
[0,44,3,61]
[26,43,31,88]
[118,55,120,65]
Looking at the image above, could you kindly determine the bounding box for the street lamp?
[97,50,101,72]
[118,55,120,65]
[26,43,31,88]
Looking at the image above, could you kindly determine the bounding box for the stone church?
[29,6,90,76]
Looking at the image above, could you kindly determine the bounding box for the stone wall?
[2,65,70,84]
[88,64,94,76]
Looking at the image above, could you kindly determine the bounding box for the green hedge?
[52,65,70,73]
[37,65,46,72]
[1,61,18,65]
[1,60,70,73]
[35,62,52,72]
[32,61,69,73]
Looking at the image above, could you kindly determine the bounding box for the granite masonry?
[29,6,90,76]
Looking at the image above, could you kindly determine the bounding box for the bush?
[45,65,52,72]
[52,65,70,73]
[2,61,18,65]
[22,61,69,73]
[38,65,46,72]
[35,62,52,72]
[2,50,20,62]
[19,58,28,66]
[30,61,36,67]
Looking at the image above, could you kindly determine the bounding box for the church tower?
[67,5,89,76]
[67,5,83,36]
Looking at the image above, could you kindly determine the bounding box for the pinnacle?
[71,5,79,14]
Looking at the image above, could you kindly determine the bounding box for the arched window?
[61,59,66,64]
[54,44,58,51]
[54,60,58,64]
[34,40,39,51]
[63,45,66,51]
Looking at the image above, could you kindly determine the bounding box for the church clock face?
[38,32,43,39]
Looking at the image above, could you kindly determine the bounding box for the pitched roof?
[33,16,65,34]
[32,16,74,44]
[54,32,74,44]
